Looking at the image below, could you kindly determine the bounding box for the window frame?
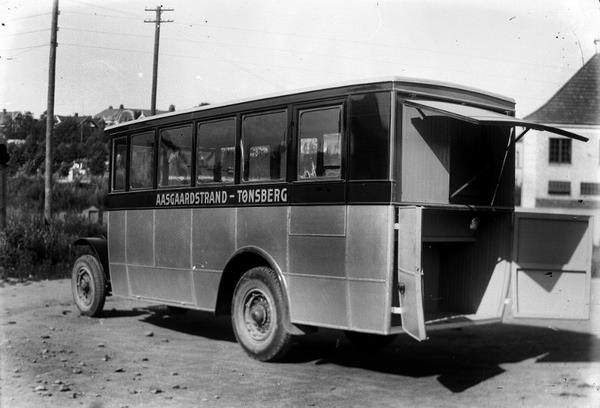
[157,124,194,189]
[580,182,600,196]
[240,108,289,184]
[548,137,572,164]
[195,116,237,186]
[111,136,128,193]
[129,130,157,191]
[292,99,346,183]
[548,180,571,196]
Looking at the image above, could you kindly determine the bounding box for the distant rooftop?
[95,105,168,126]
[524,53,600,126]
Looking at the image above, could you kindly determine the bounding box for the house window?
[580,182,600,196]
[549,138,571,164]
[548,180,570,195]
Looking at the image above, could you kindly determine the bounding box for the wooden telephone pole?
[144,6,173,115]
[44,0,59,222]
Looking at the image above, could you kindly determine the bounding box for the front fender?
[73,237,109,281]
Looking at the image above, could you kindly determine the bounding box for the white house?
[517,53,600,244]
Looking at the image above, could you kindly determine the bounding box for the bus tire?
[231,266,292,362]
[344,331,397,350]
[72,254,106,317]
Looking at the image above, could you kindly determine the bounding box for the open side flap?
[395,206,427,340]
[510,212,592,319]
[404,99,589,142]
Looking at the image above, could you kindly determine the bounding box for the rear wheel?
[231,266,292,361]
[72,255,106,317]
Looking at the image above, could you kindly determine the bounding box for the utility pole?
[145,5,173,115]
[44,0,59,223]
[0,138,8,231]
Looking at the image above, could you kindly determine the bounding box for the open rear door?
[511,212,592,319]
[395,206,427,340]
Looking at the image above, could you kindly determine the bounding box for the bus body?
[73,77,592,359]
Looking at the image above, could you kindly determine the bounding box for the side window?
[297,106,342,180]
[241,110,287,182]
[130,131,155,189]
[349,92,391,180]
[111,137,127,191]
[196,118,236,184]
[158,125,192,187]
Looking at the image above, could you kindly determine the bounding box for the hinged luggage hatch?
[510,212,592,319]
[394,206,427,340]
[404,99,588,142]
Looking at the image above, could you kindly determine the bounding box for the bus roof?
[105,76,515,132]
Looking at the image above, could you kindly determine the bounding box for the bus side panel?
[155,209,191,269]
[123,208,194,304]
[191,208,236,310]
[345,205,393,333]
[237,206,288,271]
[126,210,154,266]
[107,210,129,296]
[287,206,349,328]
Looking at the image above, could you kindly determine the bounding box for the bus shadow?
[100,307,150,318]
[140,306,236,342]
[289,324,600,393]
[134,306,599,393]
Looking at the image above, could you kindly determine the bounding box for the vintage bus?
[72,78,593,361]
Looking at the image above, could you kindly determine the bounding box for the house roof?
[55,114,97,127]
[95,106,167,125]
[524,53,600,125]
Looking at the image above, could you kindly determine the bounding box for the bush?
[0,209,106,280]
[8,175,108,212]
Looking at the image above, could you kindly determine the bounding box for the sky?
[0,0,599,118]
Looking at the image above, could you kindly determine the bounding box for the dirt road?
[1,278,599,408]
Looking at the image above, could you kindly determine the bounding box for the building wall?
[519,125,600,245]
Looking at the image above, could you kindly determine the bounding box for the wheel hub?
[76,269,93,306]
[250,304,267,325]
[243,291,272,341]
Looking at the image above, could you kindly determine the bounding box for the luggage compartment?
[392,207,513,335]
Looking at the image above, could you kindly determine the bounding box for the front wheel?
[231,266,292,361]
[72,255,106,317]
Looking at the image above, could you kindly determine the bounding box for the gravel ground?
[1,278,599,408]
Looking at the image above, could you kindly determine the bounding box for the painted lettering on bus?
[155,191,228,206]
[236,187,287,204]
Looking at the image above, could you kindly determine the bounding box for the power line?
[3,28,51,37]
[60,10,137,21]
[62,0,134,18]
[60,42,151,54]
[57,42,566,88]
[3,12,51,22]
[0,44,48,52]
[60,26,152,39]
[172,20,573,71]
